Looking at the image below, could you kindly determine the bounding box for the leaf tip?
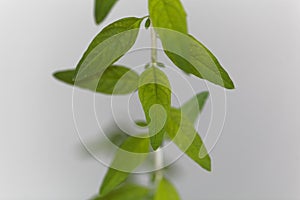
[226,80,235,90]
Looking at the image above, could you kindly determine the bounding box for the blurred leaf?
[181,91,209,123]
[149,0,187,33]
[166,108,211,171]
[138,67,171,150]
[157,62,166,68]
[53,65,139,95]
[94,184,150,200]
[94,0,119,25]
[100,136,150,196]
[154,177,181,200]
[135,121,148,127]
[161,34,235,89]
[74,17,143,81]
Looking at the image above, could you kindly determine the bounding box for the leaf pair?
[99,91,210,198]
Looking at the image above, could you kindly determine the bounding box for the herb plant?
[53,0,234,199]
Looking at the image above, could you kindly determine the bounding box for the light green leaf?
[94,0,119,25]
[138,67,171,150]
[161,33,235,89]
[53,65,139,95]
[94,184,150,200]
[74,17,143,82]
[181,91,209,124]
[154,177,181,200]
[149,0,187,33]
[166,108,211,171]
[100,136,149,196]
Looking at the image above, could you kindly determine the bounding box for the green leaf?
[100,136,149,196]
[94,0,119,25]
[97,65,139,94]
[138,67,171,150]
[145,18,151,29]
[94,184,150,200]
[161,33,235,89]
[53,65,139,95]
[154,177,181,200]
[149,0,187,33]
[74,17,143,82]
[166,108,211,171]
[181,91,209,124]
[135,121,148,127]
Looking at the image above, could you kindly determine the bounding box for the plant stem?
[151,26,158,67]
[154,148,163,183]
[151,25,163,183]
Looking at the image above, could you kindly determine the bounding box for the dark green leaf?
[94,0,119,25]
[160,32,235,89]
[135,121,148,127]
[145,18,151,29]
[154,177,181,200]
[53,65,139,95]
[149,0,187,33]
[74,17,143,82]
[94,184,150,200]
[100,136,149,196]
[166,108,211,171]
[138,67,171,150]
[181,91,209,123]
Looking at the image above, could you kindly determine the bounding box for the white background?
[0,0,300,199]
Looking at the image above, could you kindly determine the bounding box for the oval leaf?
[53,65,139,95]
[94,184,150,200]
[94,0,119,25]
[74,17,143,82]
[100,136,149,196]
[149,0,187,33]
[160,32,235,89]
[154,177,181,200]
[138,67,171,150]
[166,108,211,171]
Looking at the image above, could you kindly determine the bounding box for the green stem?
[150,25,163,184]
[151,26,158,67]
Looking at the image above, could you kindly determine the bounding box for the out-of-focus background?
[0,0,300,199]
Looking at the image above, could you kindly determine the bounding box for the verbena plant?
[53,0,234,199]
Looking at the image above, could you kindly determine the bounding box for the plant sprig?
[53,0,235,199]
